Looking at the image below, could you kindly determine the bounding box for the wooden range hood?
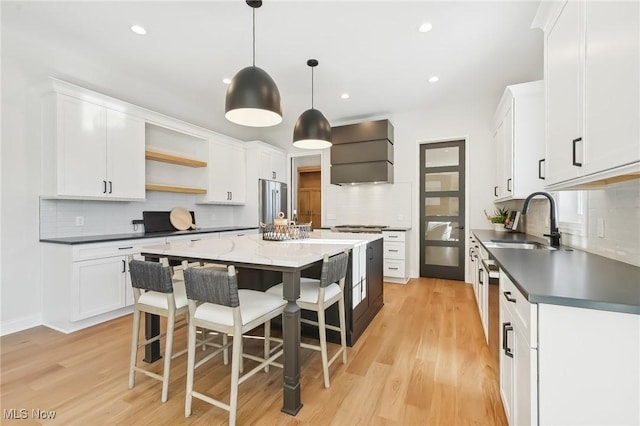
[330,119,394,185]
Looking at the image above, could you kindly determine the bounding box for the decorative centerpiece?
[485,207,509,232]
[261,212,312,241]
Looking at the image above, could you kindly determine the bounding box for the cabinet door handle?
[503,291,517,303]
[103,180,107,194]
[572,137,583,167]
[538,158,546,180]
[108,181,113,194]
[502,322,514,358]
[118,246,133,250]
[272,171,276,179]
[494,186,498,197]
[368,245,373,261]
[229,191,232,200]
[479,268,484,285]
[507,178,512,192]
[122,259,126,273]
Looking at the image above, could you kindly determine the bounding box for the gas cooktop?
[331,225,388,233]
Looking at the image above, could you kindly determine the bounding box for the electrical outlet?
[75,216,84,226]
[597,218,605,238]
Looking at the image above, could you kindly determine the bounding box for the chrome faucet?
[522,191,561,248]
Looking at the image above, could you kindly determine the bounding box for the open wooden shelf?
[145,150,207,168]
[145,184,207,194]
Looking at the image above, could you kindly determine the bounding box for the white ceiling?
[2,1,543,150]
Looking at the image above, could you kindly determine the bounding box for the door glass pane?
[425,246,459,267]
[425,171,459,191]
[425,197,459,216]
[424,147,459,167]
[425,221,460,241]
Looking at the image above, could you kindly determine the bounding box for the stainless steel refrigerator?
[258,179,288,224]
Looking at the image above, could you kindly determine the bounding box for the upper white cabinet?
[255,143,287,181]
[42,93,145,200]
[203,137,246,204]
[492,81,544,201]
[538,0,640,189]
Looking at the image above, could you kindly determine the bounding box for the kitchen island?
[140,231,383,417]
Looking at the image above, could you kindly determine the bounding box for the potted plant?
[485,207,509,232]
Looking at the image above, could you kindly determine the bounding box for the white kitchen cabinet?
[382,230,409,283]
[236,141,289,227]
[540,0,640,189]
[257,145,287,181]
[492,81,544,200]
[499,270,538,426]
[203,137,246,204]
[42,237,164,333]
[42,93,145,200]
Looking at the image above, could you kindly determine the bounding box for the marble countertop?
[141,231,383,268]
[472,230,640,315]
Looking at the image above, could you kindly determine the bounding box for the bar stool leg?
[129,308,141,389]
[338,295,348,364]
[184,320,197,417]
[264,321,271,373]
[318,307,330,389]
[161,310,175,403]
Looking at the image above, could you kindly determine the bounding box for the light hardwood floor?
[1,278,507,425]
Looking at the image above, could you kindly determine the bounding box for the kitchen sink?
[484,241,557,250]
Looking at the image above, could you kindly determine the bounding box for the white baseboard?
[1,314,43,336]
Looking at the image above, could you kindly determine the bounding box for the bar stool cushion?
[194,289,286,327]
[266,278,341,304]
[138,280,188,310]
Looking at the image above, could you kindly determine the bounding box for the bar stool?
[266,250,349,388]
[183,265,286,425]
[128,257,219,402]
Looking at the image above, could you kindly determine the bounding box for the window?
[557,191,587,236]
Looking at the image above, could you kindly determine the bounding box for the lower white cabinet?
[499,270,538,426]
[42,238,164,333]
[499,269,639,425]
[382,230,409,283]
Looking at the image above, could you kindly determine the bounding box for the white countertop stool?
[183,265,286,426]
[266,250,349,388]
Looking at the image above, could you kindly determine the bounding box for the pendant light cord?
[252,7,256,67]
[311,66,314,108]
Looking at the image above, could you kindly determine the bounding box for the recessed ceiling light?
[341,93,350,99]
[130,25,147,35]
[419,22,433,33]
[428,76,439,83]
[222,78,232,84]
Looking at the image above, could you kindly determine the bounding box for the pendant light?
[293,59,332,149]
[225,0,282,127]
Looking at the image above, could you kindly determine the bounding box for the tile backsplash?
[500,180,640,267]
[323,182,413,228]
[40,191,237,238]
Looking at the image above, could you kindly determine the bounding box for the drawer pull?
[503,291,517,303]
[502,322,514,358]
[388,267,399,270]
[388,235,398,238]
[118,246,134,250]
[190,239,201,242]
[388,249,399,252]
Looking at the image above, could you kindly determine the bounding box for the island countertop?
[472,229,640,315]
[140,230,383,268]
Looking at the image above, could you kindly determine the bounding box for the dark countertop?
[472,229,640,315]
[40,226,259,245]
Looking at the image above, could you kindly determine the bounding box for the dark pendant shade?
[225,66,282,127]
[293,108,332,149]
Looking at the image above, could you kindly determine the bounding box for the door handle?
[494,186,498,197]
[507,178,512,192]
[108,181,113,194]
[103,180,107,194]
[502,322,514,358]
[122,259,126,273]
[572,137,583,167]
[538,158,546,180]
[479,268,484,285]
[229,191,232,200]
